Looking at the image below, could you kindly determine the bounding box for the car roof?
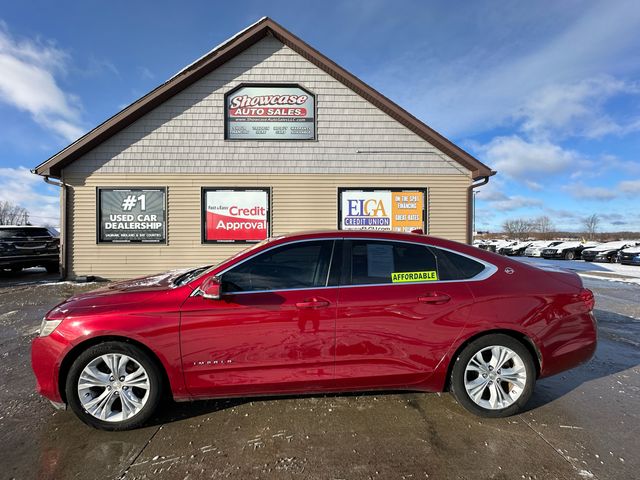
[0,225,50,228]
[271,229,440,243]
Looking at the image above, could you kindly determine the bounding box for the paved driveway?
[1,274,638,479]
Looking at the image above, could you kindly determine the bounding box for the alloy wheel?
[77,353,151,422]
[463,345,527,410]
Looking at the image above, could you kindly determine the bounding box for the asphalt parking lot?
[1,267,639,480]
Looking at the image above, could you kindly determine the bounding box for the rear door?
[334,239,478,389]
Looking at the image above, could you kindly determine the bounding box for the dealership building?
[34,18,494,280]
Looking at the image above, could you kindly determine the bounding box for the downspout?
[42,175,68,279]
[466,172,495,244]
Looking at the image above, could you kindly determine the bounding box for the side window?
[347,240,438,285]
[431,247,485,280]
[222,240,334,292]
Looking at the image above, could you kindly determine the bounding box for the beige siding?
[64,173,470,279]
[61,35,473,279]
[65,36,466,177]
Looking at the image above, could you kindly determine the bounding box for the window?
[347,240,438,285]
[222,240,334,292]
[430,247,485,280]
[0,228,52,239]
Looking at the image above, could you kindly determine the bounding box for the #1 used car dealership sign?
[98,188,166,243]
[225,85,315,140]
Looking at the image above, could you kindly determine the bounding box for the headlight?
[39,318,62,337]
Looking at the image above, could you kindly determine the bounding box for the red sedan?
[32,231,597,430]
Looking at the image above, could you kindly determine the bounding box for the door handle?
[296,298,331,309]
[418,293,451,305]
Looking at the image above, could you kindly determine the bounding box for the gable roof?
[33,17,495,180]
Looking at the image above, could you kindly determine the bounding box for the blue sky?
[0,0,639,231]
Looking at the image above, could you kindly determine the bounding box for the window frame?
[219,239,337,294]
[207,237,497,296]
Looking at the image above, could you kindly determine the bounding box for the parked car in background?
[541,241,600,260]
[524,241,563,257]
[31,230,596,430]
[497,241,518,255]
[619,246,640,265]
[0,226,60,273]
[502,241,534,256]
[582,241,640,263]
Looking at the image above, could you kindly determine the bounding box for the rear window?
[0,228,52,239]
[430,248,486,280]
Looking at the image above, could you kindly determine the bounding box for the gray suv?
[0,226,60,273]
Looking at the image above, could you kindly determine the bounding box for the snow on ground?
[515,257,640,284]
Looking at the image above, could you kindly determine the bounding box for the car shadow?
[146,390,401,428]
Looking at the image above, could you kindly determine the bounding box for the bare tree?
[0,200,29,225]
[583,214,600,240]
[502,218,534,239]
[534,216,555,239]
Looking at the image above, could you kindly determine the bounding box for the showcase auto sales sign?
[226,85,315,140]
[204,190,269,242]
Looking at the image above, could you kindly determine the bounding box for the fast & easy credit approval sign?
[339,189,426,233]
[203,189,270,242]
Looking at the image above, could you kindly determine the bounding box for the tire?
[450,334,536,418]
[45,262,60,273]
[564,250,575,260]
[65,341,163,430]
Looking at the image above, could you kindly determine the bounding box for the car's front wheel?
[65,341,162,430]
[450,334,536,417]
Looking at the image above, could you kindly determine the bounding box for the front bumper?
[31,335,67,403]
[541,251,564,259]
[0,253,59,268]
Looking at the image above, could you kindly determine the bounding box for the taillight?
[579,288,595,311]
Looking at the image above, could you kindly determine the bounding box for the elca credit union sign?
[339,189,427,233]
[98,188,166,243]
[225,84,315,140]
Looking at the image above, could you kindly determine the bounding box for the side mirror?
[199,276,221,300]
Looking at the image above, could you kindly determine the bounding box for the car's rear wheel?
[65,342,162,430]
[450,334,535,417]
[564,250,575,260]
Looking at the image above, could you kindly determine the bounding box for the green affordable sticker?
[391,271,438,283]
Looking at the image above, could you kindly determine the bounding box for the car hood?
[622,246,640,254]
[55,269,192,312]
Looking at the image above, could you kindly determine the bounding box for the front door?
[180,239,338,397]
[334,239,476,389]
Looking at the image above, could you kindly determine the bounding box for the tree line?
[501,214,601,240]
[0,200,29,225]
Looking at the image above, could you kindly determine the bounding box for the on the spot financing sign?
[203,189,269,242]
[226,85,315,140]
[339,189,426,233]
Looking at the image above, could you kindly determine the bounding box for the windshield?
[172,238,275,287]
[173,266,213,287]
